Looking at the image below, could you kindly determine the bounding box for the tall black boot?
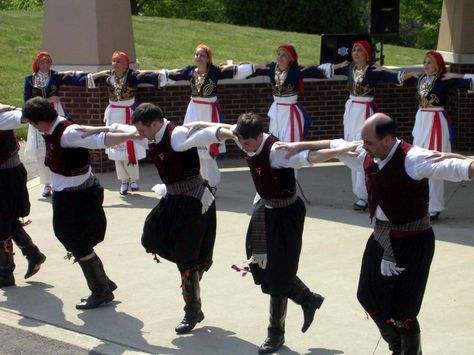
[175,270,204,334]
[258,296,287,354]
[11,226,46,279]
[0,239,15,287]
[375,320,401,354]
[76,254,114,310]
[288,276,325,333]
[399,318,422,355]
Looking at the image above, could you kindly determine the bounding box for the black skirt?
[142,194,216,273]
[246,197,306,296]
[357,228,435,322]
[52,183,107,259]
[0,164,30,238]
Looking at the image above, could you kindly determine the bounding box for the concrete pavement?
[1,160,473,354]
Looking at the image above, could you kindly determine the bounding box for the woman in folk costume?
[402,51,474,220]
[87,51,166,195]
[163,44,254,192]
[24,51,86,197]
[337,40,404,211]
[249,44,341,144]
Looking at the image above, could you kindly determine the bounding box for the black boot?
[258,296,287,354]
[375,320,401,354]
[399,318,422,355]
[76,254,114,310]
[81,277,117,302]
[11,226,46,279]
[175,270,204,334]
[288,277,324,333]
[0,239,15,287]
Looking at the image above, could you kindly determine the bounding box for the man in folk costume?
[184,113,357,354]
[277,113,474,354]
[22,97,140,309]
[0,104,46,287]
[129,103,230,333]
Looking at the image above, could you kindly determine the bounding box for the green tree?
[130,0,226,22]
[223,0,364,34]
[398,0,442,49]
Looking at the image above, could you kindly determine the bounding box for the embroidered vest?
[148,123,200,184]
[246,135,296,199]
[44,120,90,176]
[364,141,429,224]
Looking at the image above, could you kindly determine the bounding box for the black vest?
[364,140,429,224]
[0,130,19,164]
[44,120,90,176]
[246,135,296,199]
[148,123,200,184]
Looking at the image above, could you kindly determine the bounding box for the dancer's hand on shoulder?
[274,141,301,159]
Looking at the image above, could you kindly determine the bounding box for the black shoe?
[175,310,205,334]
[301,293,325,333]
[24,252,46,279]
[0,276,15,288]
[430,212,440,221]
[76,291,114,310]
[81,278,117,302]
[353,199,368,211]
[258,334,285,354]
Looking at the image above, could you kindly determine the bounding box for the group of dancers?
[1,41,473,354]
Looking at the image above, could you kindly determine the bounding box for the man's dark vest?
[44,120,90,176]
[246,135,296,199]
[364,140,429,224]
[0,130,19,164]
[148,123,200,184]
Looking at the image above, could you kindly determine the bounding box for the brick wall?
[60,77,474,172]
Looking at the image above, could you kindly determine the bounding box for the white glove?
[151,183,167,199]
[247,253,267,269]
[381,259,405,277]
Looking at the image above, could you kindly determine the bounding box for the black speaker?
[320,34,373,64]
[370,0,400,35]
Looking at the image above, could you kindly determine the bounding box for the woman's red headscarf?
[277,44,299,65]
[112,51,130,69]
[32,51,52,73]
[352,40,373,62]
[196,44,213,65]
[277,44,304,93]
[425,51,447,74]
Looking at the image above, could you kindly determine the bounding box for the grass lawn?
[1,9,426,139]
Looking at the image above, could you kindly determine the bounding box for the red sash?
[277,102,303,142]
[421,109,443,151]
[110,105,136,164]
[192,99,222,157]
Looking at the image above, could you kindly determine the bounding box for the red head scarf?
[353,40,373,62]
[277,44,304,93]
[196,44,213,65]
[425,51,447,74]
[32,51,53,73]
[112,51,130,69]
[277,44,299,65]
